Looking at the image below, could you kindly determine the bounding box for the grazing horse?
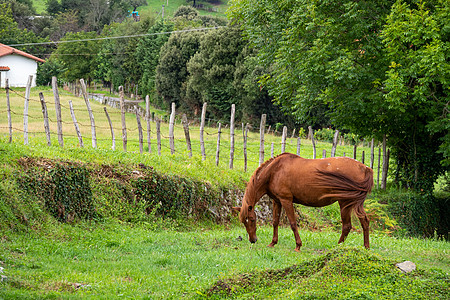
[232,153,374,251]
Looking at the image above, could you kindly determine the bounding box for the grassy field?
[0,221,448,299]
[32,0,229,18]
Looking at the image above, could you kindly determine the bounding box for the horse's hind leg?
[338,204,353,244]
[268,199,282,248]
[358,213,370,249]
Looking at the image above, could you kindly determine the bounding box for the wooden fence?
[1,76,390,189]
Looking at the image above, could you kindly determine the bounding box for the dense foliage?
[228,0,449,236]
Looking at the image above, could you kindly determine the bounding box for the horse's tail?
[316,167,374,218]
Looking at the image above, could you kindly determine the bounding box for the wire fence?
[1,76,389,188]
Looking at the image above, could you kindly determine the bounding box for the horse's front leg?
[281,200,302,252]
[268,199,282,248]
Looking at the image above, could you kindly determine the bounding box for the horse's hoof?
[267,243,275,248]
[294,248,301,252]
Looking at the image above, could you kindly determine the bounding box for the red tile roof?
[0,66,10,71]
[0,43,45,63]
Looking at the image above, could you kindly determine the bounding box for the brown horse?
[233,153,374,251]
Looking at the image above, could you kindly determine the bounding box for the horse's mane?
[239,153,291,222]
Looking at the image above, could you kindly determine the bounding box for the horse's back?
[266,154,372,206]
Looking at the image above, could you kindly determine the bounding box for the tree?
[155,30,204,110]
[229,0,448,188]
[229,0,449,237]
[381,0,449,176]
[46,0,63,16]
[185,25,246,119]
[0,0,35,29]
[95,18,153,90]
[154,6,227,111]
[0,3,48,54]
[54,31,101,82]
[136,21,173,101]
[128,0,147,11]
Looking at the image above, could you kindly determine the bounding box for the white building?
[0,43,45,88]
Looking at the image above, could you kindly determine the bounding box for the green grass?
[32,0,229,17]
[0,221,448,299]
[32,0,46,14]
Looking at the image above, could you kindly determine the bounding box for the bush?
[16,163,97,223]
[314,128,335,143]
[385,190,449,240]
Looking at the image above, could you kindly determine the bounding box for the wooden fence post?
[156,118,161,156]
[38,92,51,146]
[331,130,339,157]
[381,135,388,190]
[119,86,127,152]
[68,100,83,147]
[181,114,192,158]
[370,138,375,169]
[281,126,287,153]
[200,103,207,160]
[229,104,235,169]
[216,123,222,166]
[103,107,115,150]
[23,75,32,145]
[6,79,12,143]
[259,114,266,165]
[361,150,365,164]
[243,123,249,172]
[169,102,175,155]
[80,79,97,148]
[146,95,151,153]
[309,126,316,159]
[353,144,357,160]
[377,147,381,189]
[136,107,143,154]
[52,77,63,147]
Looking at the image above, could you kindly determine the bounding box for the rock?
[396,261,416,273]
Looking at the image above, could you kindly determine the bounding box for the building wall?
[0,54,38,88]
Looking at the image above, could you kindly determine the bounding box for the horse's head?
[232,205,257,244]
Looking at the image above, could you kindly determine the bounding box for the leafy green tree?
[136,21,173,101]
[0,3,48,54]
[229,0,448,188]
[380,0,449,188]
[185,25,245,119]
[45,0,63,16]
[36,59,65,86]
[155,30,204,110]
[154,6,226,110]
[95,18,153,90]
[54,31,101,82]
[233,48,297,128]
[0,0,35,29]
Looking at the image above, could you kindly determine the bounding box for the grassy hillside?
[32,0,229,17]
